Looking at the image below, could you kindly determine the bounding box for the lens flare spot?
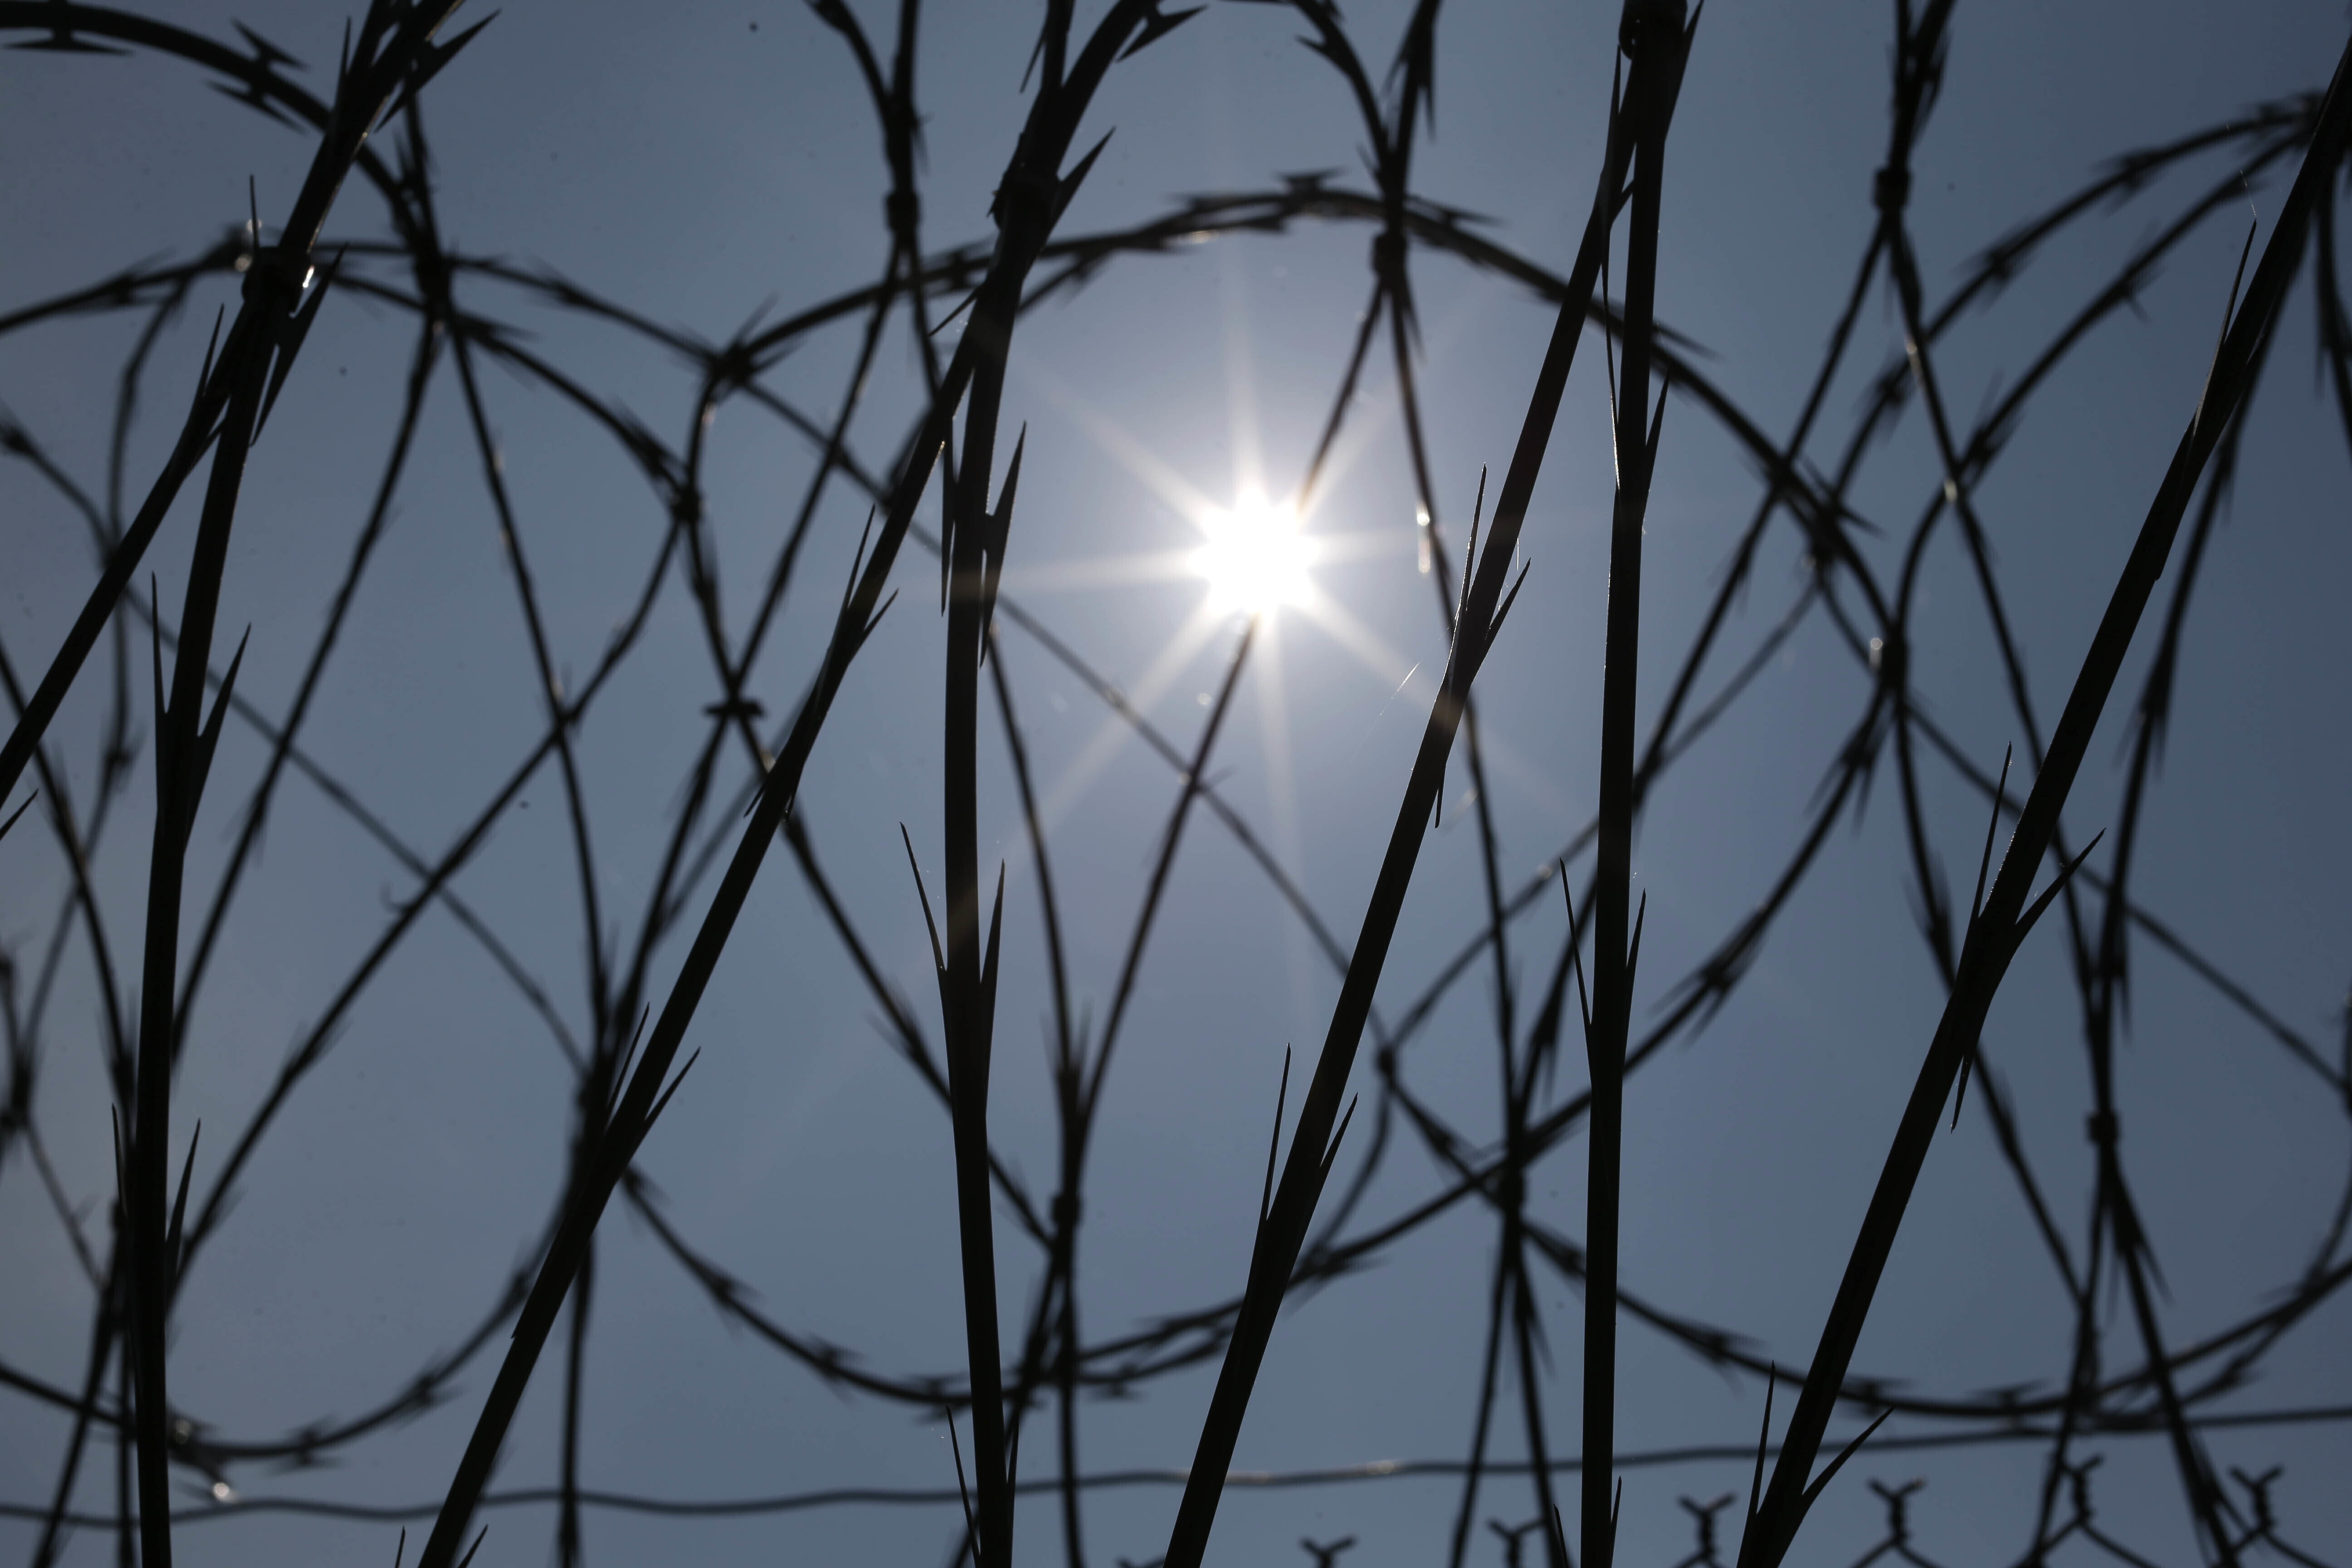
[1194,491,1314,616]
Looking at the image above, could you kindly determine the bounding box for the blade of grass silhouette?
[778,813,1050,1249]
[663,160,1058,1316]
[1585,7,1690,1563]
[1262,1047,1292,1231]
[406,10,1176,1562]
[1383,215,1531,1217]
[162,1121,198,1285]
[1428,469,1485,831]
[126,340,266,1568]
[1952,746,2014,1126]
[1738,36,2352,1568]
[1901,667,2342,1098]
[2319,199,2352,452]
[1784,1406,1890,1545]
[1827,114,2308,1006]
[1158,10,1694,1556]
[945,359,1015,1568]
[2010,833,2104,961]
[2,44,540,1474]
[931,17,1195,1546]
[1966,748,2012,935]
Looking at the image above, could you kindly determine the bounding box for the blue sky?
[4,2,2349,1565]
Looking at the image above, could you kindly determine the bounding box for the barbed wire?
[2,3,2347,1564]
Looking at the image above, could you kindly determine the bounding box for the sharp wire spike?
[843,506,877,617]
[147,574,170,770]
[1644,373,1668,481]
[2193,219,2263,441]
[1486,558,1532,651]
[1954,747,2014,1127]
[187,625,251,816]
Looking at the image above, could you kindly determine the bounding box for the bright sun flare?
[1193,491,1315,615]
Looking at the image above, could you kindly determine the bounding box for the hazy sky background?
[4,2,2349,1565]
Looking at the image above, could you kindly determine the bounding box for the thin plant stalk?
[1583,8,1686,1567]
[125,340,263,1568]
[412,9,1179,1563]
[1159,10,1696,1559]
[1738,35,2352,1568]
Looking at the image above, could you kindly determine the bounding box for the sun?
[1193,490,1315,616]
